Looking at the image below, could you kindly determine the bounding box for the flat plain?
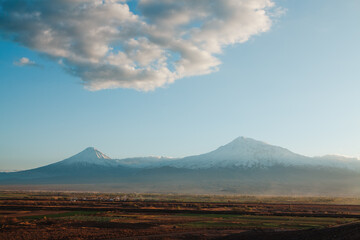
[1,191,360,239]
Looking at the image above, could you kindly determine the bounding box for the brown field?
[1,191,360,239]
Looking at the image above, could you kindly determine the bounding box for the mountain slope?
[1,137,360,195]
[51,147,116,167]
[161,137,360,170]
[0,147,134,182]
[115,156,178,168]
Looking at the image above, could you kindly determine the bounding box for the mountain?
[115,156,177,168]
[0,147,134,183]
[1,137,360,195]
[160,137,360,170]
[50,147,116,167]
[163,137,311,169]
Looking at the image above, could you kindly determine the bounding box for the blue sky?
[1,0,360,170]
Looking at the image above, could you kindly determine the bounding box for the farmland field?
[1,191,360,239]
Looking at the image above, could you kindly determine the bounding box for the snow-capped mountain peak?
[164,137,313,169]
[216,136,285,155]
[30,138,360,171]
[227,136,267,146]
[78,147,111,160]
[57,147,114,166]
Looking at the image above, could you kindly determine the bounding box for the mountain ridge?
[2,136,360,195]
[7,136,360,171]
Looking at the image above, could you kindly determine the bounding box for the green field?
[177,213,357,230]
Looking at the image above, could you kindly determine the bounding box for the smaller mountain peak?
[77,147,111,159]
[56,147,112,166]
[83,147,97,152]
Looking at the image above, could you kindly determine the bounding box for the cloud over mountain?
[0,0,276,91]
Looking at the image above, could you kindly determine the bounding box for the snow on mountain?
[162,137,309,169]
[56,147,117,167]
[27,138,360,171]
[52,147,176,168]
[316,154,360,162]
[115,156,178,168]
[160,137,360,170]
[4,138,360,195]
[312,155,360,170]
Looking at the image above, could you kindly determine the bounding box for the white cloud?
[13,57,37,67]
[0,0,277,91]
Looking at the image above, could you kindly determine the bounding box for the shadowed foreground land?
[1,192,360,239]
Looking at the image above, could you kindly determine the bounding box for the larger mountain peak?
[168,136,308,169]
[227,136,269,147]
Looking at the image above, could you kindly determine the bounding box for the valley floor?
[1,191,360,239]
